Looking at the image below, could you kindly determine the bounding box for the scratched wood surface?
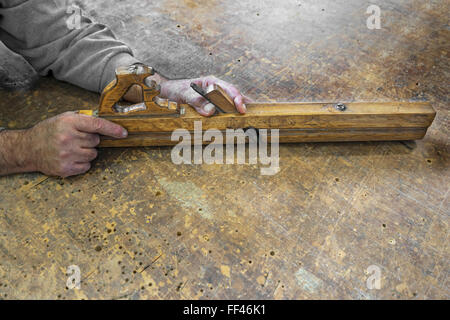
[0,0,448,299]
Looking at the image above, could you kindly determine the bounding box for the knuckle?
[58,149,70,160]
[58,162,71,177]
[92,135,101,145]
[92,118,104,131]
[85,134,100,146]
[57,134,71,146]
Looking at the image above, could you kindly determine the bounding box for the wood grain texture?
[0,0,448,300]
[204,84,237,113]
[99,128,430,147]
[99,102,435,146]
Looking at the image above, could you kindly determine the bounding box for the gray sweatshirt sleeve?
[0,0,139,93]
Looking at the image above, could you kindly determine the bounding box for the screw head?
[334,103,347,111]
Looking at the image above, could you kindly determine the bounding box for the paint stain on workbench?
[294,268,323,293]
[157,177,212,219]
[220,265,231,278]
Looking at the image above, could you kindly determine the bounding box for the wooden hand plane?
[81,63,436,147]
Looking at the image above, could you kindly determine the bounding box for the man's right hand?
[25,112,127,177]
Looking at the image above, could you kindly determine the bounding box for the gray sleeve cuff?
[99,53,140,93]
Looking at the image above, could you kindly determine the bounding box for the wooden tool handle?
[98,64,155,115]
[191,83,237,113]
[205,84,237,113]
[98,64,179,117]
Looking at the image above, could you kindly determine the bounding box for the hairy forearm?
[0,129,36,175]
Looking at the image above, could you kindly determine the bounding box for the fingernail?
[243,104,247,112]
[204,103,215,113]
[122,129,128,138]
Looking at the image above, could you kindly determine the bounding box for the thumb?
[183,88,216,116]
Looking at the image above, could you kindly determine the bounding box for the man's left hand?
[124,75,252,116]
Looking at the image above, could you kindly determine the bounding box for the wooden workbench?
[0,0,448,299]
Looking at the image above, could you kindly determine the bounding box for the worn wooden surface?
[99,101,436,146]
[0,0,448,299]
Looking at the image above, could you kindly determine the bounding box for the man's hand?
[159,76,252,116]
[29,112,128,177]
[0,112,128,177]
[124,74,252,116]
